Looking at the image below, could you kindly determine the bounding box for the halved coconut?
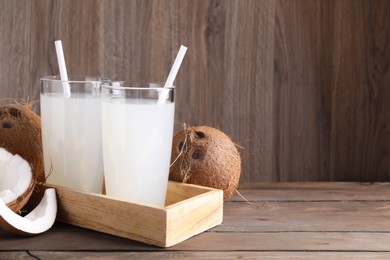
[0,147,35,212]
[0,188,57,235]
[0,103,45,183]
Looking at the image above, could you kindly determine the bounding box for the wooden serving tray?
[38,181,223,247]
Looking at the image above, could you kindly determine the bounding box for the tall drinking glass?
[40,76,105,193]
[101,82,175,207]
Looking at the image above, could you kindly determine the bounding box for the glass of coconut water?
[101,81,175,207]
[40,76,106,193]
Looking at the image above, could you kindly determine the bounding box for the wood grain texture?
[274,0,333,181]
[0,1,32,100]
[24,252,390,260]
[2,183,390,258]
[218,201,390,232]
[330,0,390,181]
[0,0,389,182]
[236,182,390,201]
[34,182,223,247]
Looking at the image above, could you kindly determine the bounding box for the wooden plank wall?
[0,0,389,183]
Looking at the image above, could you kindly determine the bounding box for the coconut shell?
[169,125,241,201]
[0,103,44,212]
[0,188,57,236]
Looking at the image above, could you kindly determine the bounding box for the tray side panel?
[165,189,224,247]
[43,184,168,247]
[165,181,212,206]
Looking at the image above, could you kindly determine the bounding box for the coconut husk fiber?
[169,124,241,201]
[0,102,44,212]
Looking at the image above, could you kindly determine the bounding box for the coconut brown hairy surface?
[169,125,241,201]
[0,103,44,211]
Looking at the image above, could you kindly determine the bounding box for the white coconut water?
[40,94,104,193]
[102,98,175,207]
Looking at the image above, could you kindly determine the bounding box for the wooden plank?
[170,232,390,252]
[29,0,53,109]
[27,251,390,260]
[0,222,152,251]
[215,201,390,232]
[0,0,32,101]
[2,225,390,252]
[273,0,334,181]
[330,0,390,181]
[48,0,104,77]
[0,252,31,259]
[238,182,390,190]
[234,182,390,201]
[223,0,276,182]
[101,0,176,83]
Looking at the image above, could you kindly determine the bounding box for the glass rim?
[40,75,109,84]
[102,81,175,91]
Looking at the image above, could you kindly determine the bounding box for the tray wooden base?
[38,181,223,247]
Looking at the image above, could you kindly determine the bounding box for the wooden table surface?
[1,182,390,259]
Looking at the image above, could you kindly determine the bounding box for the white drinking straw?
[158,45,187,104]
[54,40,71,98]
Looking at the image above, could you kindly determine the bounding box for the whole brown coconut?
[0,102,44,212]
[169,125,241,201]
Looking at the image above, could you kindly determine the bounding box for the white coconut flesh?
[0,147,32,204]
[0,147,57,235]
[0,188,57,234]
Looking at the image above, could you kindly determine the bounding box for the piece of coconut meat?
[0,147,57,235]
[0,188,57,235]
[0,147,33,205]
